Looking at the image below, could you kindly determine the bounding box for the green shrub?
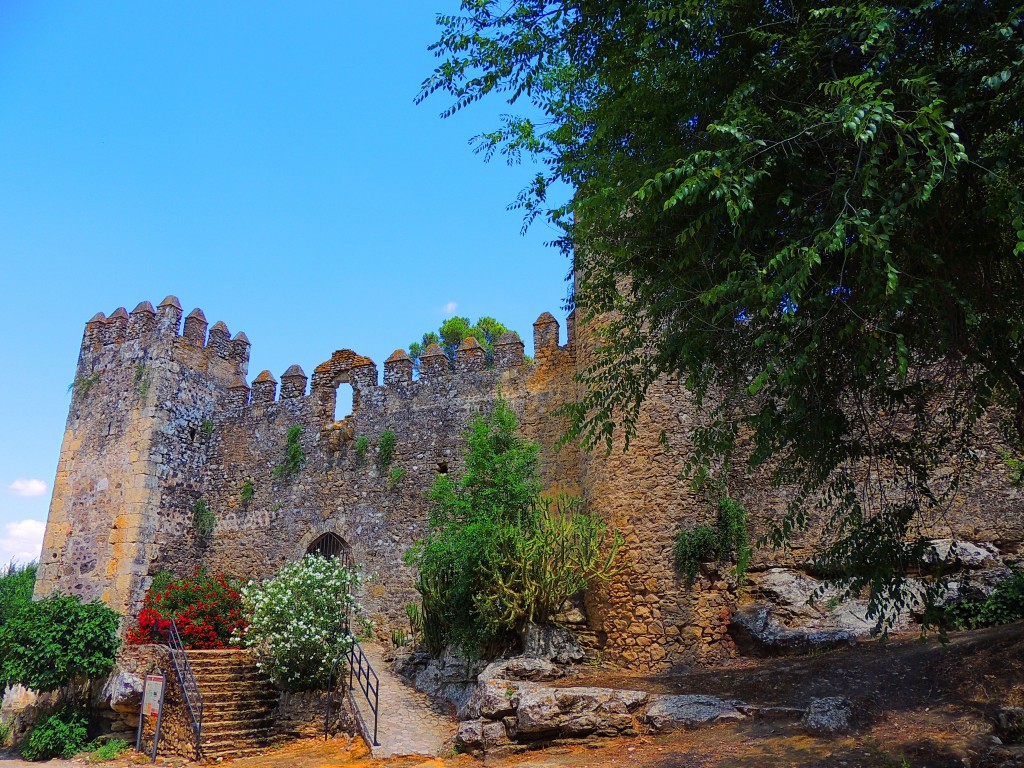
[377,430,397,470]
[235,555,361,691]
[0,562,36,633]
[19,706,89,761]
[354,435,370,466]
[127,569,245,649]
[674,491,751,587]
[192,499,215,540]
[201,419,214,438]
[273,425,306,479]
[0,717,12,748]
[405,398,621,657]
[944,570,1024,630]
[86,738,130,762]
[0,595,119,692]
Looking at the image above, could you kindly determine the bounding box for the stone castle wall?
[35,297,1024,672]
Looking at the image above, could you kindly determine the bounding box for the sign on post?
[136,673,167,761]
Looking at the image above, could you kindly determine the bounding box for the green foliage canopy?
[0,595,120,692]
[422,0,1024,626]
[409,316,509,369]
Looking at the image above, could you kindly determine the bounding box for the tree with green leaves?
[421,1,1024,626]
[409,315,509,369]
[405,398,621,656]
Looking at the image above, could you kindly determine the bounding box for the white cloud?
[8,478,47,497]
[0,519,45,565]
[442,301,458,315]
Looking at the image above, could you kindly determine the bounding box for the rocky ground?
[3,621,1023,768]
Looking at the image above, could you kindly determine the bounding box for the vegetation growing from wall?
[126,569,246,649]
[133,364,150,398]
[377,430,396,470]
[420,0,1024,629]
[240,480,255,504]
[408,316,509,368]
[354,435,370,466]
[387,466,405,490]
[405,397,622,657]
[675,492,751,587]
[273,425,306,479]
[191,498,215,540]
[0,595,119,693]
[67,372,100,398]
[235,555,360,691]
[18,705,89,761]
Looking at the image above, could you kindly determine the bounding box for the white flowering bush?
[234,554,361,691]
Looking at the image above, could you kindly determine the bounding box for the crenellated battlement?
[222,324,540,418]
[76,297,251,394]
[73,300,569,421]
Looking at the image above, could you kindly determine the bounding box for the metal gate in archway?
[306,532,352,569]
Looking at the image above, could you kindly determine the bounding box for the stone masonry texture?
[35,297,1024,674]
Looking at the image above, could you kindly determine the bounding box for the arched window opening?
[334,383,354,423]
[307,532,351,568]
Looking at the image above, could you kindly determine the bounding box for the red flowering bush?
[126,568,246,649]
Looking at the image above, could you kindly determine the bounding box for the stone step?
[196,670,270,683]
[199,681,277,695]
[203,696,278,712]
[201,693,279,708]
[203,707,276,721]
[190,663,263,674]
[201,726,276,742]
[204,718,276,731]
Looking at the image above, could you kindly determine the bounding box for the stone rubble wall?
[36,297,1024,674]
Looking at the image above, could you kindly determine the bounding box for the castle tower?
[34,299,249,619]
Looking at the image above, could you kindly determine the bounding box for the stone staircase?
[187,649,279,761]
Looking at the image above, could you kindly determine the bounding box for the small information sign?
[142,675,165,719]
[136,672,167,761]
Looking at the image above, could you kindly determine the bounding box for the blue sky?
[0,2,571,564]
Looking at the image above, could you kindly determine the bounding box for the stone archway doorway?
[306,532,352,567]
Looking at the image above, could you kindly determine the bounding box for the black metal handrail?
[324,641,380,746]
[166,621,204,759]
[348,641,380,746]
[324,554,379,748]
